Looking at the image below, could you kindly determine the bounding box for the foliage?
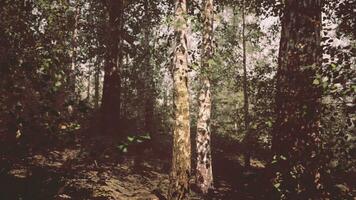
[117,134,151,153]
[0,0,354,199]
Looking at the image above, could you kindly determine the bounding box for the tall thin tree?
[143,0,155,139]
[196,0,214,194]
[94,58,101,109]
[87,63,91,102]
[272,0,323,198]
[241,0,250,168]
[69,1,80,101]
[168,0,191,199]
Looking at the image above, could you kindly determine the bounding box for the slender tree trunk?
[87,63,91,103]
[272,0,323,198]
[196,0,214,194]
[241,0,250,168]
[168,0,191,199]
[94,57,100,109]
[101,0,123,136]
[69,2,80,101]
[143,0,155,139]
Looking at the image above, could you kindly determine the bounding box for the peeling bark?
[196,0,214,194]
[168,0,191,199]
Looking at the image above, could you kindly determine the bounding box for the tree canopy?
[0,0,354,199]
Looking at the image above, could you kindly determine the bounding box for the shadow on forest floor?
[0,131,331,200]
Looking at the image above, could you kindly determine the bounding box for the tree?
[101,0,123,136]
[143,0,155,140]
[271,0,323,198]
[241,0,251,168]
[168,0,191,199]
[195,0,214,194]
[69,0,80,101]
[94,58,102,110]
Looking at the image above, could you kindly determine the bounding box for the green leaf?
[141,134,151,140]
[127,136,135,142]
[331,63,337,70]
[207,59,216,67]
[322,76,329,83]
[323,81,328,89]
[274,183,280,188]
[55,81,62,87]
[313,79,320,85]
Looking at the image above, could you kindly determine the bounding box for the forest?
[0,0,355,199]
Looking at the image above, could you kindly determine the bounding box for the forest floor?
[0,132,279,200]
[0,130,353,200]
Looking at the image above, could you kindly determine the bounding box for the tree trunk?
[69,2,80,101]
[94,58,100,109]
[195,0,214,194]
[101,0,123,136]
[241,0,250,168]
[87,63,91,103]
[168,0,191,199]
[272,0,322,198]
[143,0,155,139]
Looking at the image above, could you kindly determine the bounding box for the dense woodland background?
[0,0,355,199]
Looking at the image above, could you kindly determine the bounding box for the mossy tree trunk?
[168,0,191,199]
